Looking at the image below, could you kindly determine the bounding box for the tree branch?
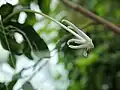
[61,0,120,34]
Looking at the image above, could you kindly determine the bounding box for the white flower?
[62,20,94,56]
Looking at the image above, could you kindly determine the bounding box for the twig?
[0,16,15,67]
[20,57,50,77]
[61,0,120,34]
[28,60,49,81]
[17,59,49,90]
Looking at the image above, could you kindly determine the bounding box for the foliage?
[58,0,120,90]
[0,0,120,90]
[0,1,50,90]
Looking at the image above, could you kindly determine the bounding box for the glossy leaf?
[8,22,50,58]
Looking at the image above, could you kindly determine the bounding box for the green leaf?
[8,22,50,58]
[76,54,99,67]
[38,0,51,14]
[19,0,32,6]
[0,3,14,18]
[1,35,23,55]
[25,12,36,25]
[8,53,16,69]
[23,41,33,60]
[23,82,35,90]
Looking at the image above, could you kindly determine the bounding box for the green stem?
[3,9,82,39]
[0,16,15,67]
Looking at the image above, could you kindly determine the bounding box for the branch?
[61,0,120,34]
[17,59,49,90]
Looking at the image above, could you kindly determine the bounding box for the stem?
[17,59,49,90]
[3,9,83,39]
[62,20,90,41]
[9,26,33,50]
[0,16,15,67]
